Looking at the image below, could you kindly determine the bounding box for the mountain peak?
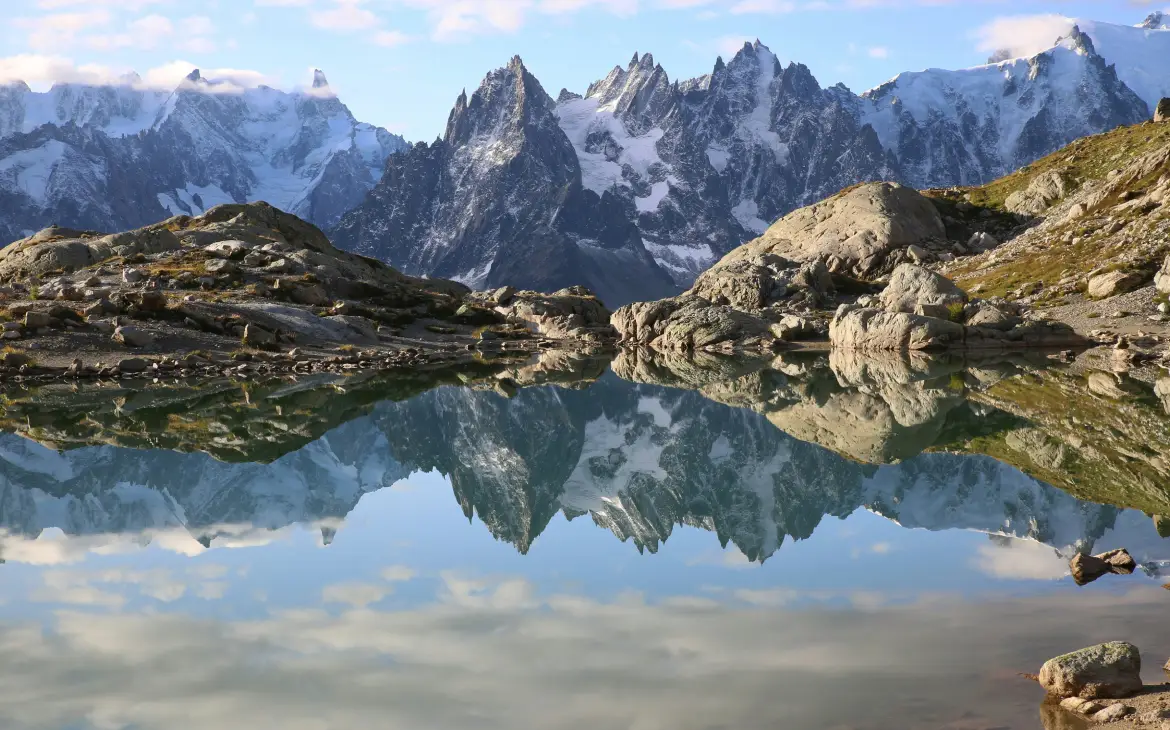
[1139,11,1168,30]
[184,69,203,84]
[1057,24,1098,56]
[312,69,330,89]
[507,55,527,75]
[629,52,640,67]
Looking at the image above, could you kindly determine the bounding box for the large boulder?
[1087,270,1146,299]
[1156,98,1170,123]
[829,305,965,351]
[1154,255,1170,295]
[731,182,946,278]
[611,295,771,351]
[1039,642,1142,700]
[879,264,967,319]
[1004,171,1070,216]
[492,287,617,342]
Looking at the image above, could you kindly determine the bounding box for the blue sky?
[0,0,1163,139]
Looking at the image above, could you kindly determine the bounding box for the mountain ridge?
[335,15,1162,304]
[0,69,407,243]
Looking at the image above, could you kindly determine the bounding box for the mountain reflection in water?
[0,350,1168,730]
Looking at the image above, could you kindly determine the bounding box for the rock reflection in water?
[0,348,1165,571]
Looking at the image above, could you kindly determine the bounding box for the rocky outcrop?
[610,295,775,352]
[0,203,618,375]
[1039,642,1142,700]
[470,285,617,342]
[1004,171,1071,216]
[740,182,947,278]
[1156,98,1170,123]
[830,265,1083,352]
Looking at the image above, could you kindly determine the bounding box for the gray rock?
[1004,171,1070,216]
[1139,709,1170,724]
[23,311,51,329]
[1087,270,1146,299]
[323,315,379,343]
[1156,98,1170,123]
[205,240,253,259]
[612,295,769,351]
[1154,255,1170,295]
[1091,703,1133,723]
[964,301,1021,331]
[242,324,276,348]
[290,284,329,306]
[878,264,968,318]
[829,305,965,352]
[741,182,946,278]
[1059,697,1105,715]
[967,231,998,251]
[117,357,150,373]
[1038,642,1142,699]
[113,326,155,348]
[204,259,238,276]
[122,268,144,284]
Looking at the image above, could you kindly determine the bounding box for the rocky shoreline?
[0,202,618,383]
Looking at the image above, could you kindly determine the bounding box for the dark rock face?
[0,73,405,245]
[332,57,678,308]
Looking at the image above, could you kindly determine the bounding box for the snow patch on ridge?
[731,199,769,234]
[642,240,715,275]
[0,140,67,202]
[555,97,667,196]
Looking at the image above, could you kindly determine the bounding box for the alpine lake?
[1,346,1168,730]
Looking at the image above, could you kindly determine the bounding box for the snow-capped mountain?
[337,16,1162,302]
[331,57,678,307]
[0,69,406,245]
[864,25,1149,188]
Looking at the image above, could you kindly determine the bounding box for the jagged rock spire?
[312,69,330,89]
[1139,11,1167,30]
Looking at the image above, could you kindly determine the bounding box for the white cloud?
[972,538,1069,581]
[322,582,390,608]
[373,30,412,46]
[972,14,1075,61]
[310,0,378,31]
[0,582,1166,730]
[381,565,418,582]
[867,46,889,59]
[37,0,167,8]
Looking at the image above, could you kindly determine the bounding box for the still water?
[0,354,1167,729]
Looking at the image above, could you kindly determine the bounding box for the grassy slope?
[938,120,1170,300]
